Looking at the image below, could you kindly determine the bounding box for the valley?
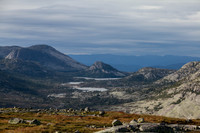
[0,45,200,121]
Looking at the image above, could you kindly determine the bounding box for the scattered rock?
[112,119,123,126]
[186,119,192,123]
[137,118,144,123]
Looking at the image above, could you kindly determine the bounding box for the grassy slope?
[0,110,200,133]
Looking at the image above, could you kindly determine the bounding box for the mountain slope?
[124,67,175,82]
[4,45,87,71]
[0,46,20,59]
[109,62,200,119]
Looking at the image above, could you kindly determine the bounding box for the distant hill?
[70,54,200,72]
[2,45,87,71]
[82,61,127,78]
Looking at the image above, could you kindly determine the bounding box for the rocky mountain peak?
[89,61,117,71]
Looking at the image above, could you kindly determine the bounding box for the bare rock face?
[160,61,200,82]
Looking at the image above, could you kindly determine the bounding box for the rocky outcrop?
[158,61,200,83]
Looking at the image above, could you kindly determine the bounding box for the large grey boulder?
[8,118,24,124]
[139,123,174,132]
[112,119,123,126]
[28,119,41,125]
[99,111,105,116]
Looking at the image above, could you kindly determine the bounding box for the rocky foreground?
[0,107,200,133]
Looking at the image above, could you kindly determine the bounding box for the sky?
[0,0,200,56]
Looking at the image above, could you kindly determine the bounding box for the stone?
[29,119,41,125]
[68,108,74,112]
[84,107,90,112]
[139,123,174,133]
[112,119,123,126]
[186,119,192,123]
[129,119,138,125]
[116,127,130,132]
[137,118,144,123]
[99,111,105,116]
[8,118,24,124]
[74,130,81,133]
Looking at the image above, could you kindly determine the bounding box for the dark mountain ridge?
[4,45,87,72]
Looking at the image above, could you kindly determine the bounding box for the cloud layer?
[0,0,200,56]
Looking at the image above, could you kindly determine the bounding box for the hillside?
[1,109,200,133]
[4,45,87,71]
[108,62,200,119]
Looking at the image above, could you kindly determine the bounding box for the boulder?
[8,118,24,124]
[26,119,41,125]
[112,119,123,126]
[84,107,90,112]
[130,119,137,125]
[99,111,105,116]
[139,123,174,133]
[137,118,144,123]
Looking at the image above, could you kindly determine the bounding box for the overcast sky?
[0,0,200,56]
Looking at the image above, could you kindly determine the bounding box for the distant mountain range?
[70,54,200,72]
[0,45,127,78]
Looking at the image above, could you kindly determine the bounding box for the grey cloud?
[0,0,200,56]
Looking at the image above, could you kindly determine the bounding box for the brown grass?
[0,111,200,133]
